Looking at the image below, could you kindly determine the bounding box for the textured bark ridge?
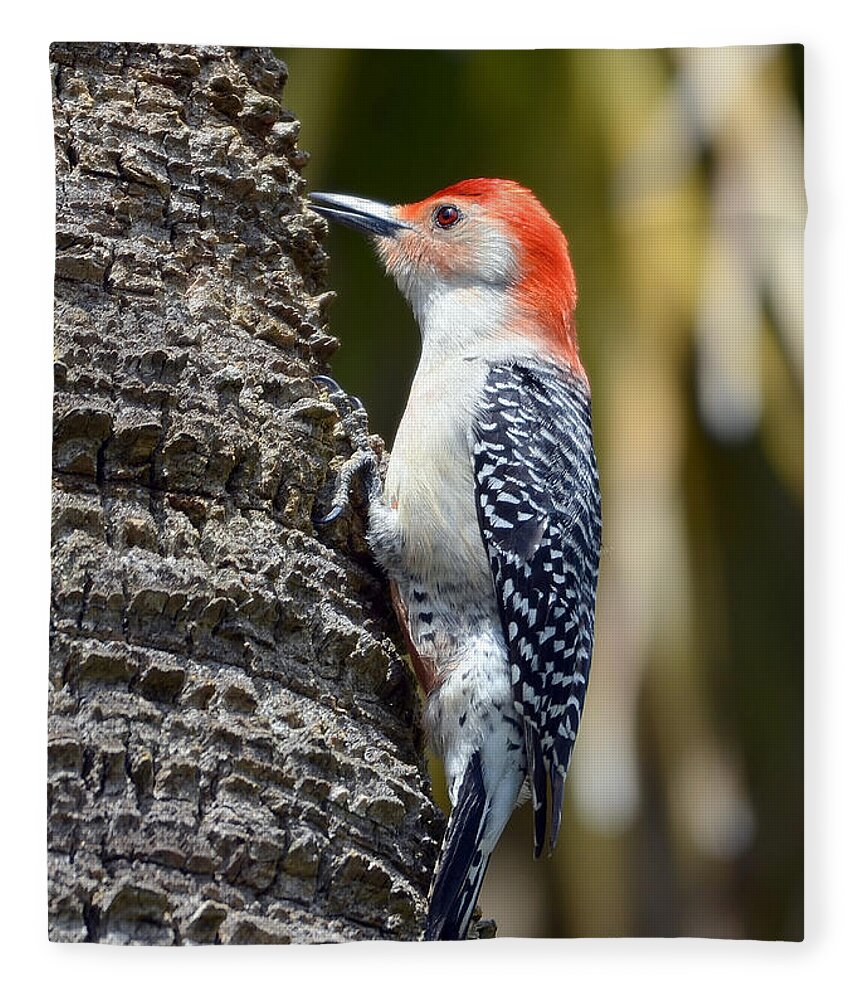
[50,42,441,944]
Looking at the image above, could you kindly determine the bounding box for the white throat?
[407,281,539,372]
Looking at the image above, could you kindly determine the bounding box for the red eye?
[434,204,461,229]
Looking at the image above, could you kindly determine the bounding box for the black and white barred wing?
[472,360,601,856]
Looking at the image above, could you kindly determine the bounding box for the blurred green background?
[276,45,804,940]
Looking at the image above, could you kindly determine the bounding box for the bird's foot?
[313,375,382,525]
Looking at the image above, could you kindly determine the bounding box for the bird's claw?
[312,503,345,527]
[313,374,365,425]
[312,373,341,394]
[313,449,381,527]
[313,374,381,527]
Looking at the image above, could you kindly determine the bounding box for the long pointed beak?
[309,192,411,238]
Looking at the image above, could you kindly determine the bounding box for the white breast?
[385,354,489,589]
[383,283,544,591]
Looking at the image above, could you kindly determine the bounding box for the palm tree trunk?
[49,41,440,944]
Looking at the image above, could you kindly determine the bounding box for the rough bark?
[49,42,441,945]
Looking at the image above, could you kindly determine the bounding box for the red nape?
[421,179,581,372]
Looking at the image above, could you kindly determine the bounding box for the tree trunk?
[49,42,440,945]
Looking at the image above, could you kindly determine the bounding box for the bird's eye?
[434,205,461,229]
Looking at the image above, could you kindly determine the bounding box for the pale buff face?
[373,198,520,307]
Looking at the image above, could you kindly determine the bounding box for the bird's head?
[310,179,579,367]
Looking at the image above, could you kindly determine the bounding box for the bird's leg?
[313,375,382,525]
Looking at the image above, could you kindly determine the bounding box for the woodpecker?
[309,179,601,941]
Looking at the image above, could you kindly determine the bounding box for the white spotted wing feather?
[472,359,601,855]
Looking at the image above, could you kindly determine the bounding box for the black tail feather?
[528,728,548,859]
[550,765,566,854]
[425,752,489,941]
